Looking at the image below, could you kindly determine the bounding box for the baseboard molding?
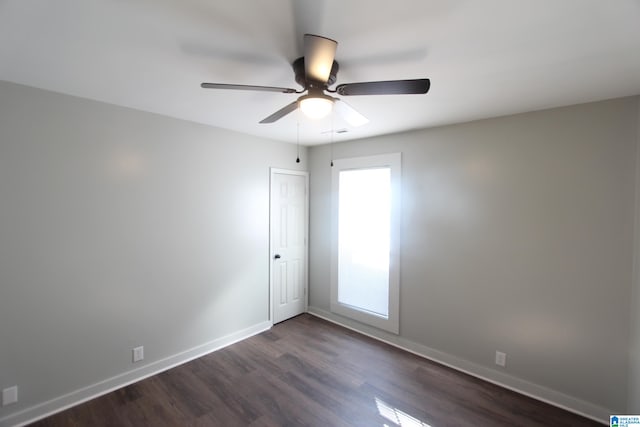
[0,321,271,427]
[307,306,610,425]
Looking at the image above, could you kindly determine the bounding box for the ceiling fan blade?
[201,82,297,94]
[335,79,430,96]
[259,101,298,124]
[334,99,369,127]
[304,34,337,84]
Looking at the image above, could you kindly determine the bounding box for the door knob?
[274,254,281,259]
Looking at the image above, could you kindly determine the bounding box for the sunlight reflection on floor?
[375,397,432,427]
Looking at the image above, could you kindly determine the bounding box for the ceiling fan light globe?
[299,95,333,120]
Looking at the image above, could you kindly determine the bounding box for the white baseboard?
[307,307,610,425]
[0,321,271,427]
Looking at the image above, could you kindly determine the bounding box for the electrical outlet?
[2,386,18,406]
[495,351,507,367]
[132,346,144,363]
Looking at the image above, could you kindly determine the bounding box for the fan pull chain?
[296,121,300,163]
[330,113,334,167]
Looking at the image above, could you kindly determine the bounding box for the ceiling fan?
[201,34,430,127]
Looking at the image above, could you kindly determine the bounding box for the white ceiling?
[1,0,639,145]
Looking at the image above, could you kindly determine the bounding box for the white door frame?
[269,168,309,325]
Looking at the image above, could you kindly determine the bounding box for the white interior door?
[270,169,308,324]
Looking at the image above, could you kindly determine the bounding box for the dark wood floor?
[30,314,602,427]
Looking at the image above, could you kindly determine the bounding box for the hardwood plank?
[28,314,602,427]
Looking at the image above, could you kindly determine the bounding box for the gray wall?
[0,80,306,421]
[309,97,640,414]
[631,99,640,413]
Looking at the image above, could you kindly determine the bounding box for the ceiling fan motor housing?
[292,57,339,89]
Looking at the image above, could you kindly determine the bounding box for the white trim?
[0,321,271,427]
[307,307,610,425]
[269,168,309,325]
[330,153,401,334]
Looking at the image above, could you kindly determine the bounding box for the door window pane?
[338,168,391,317]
